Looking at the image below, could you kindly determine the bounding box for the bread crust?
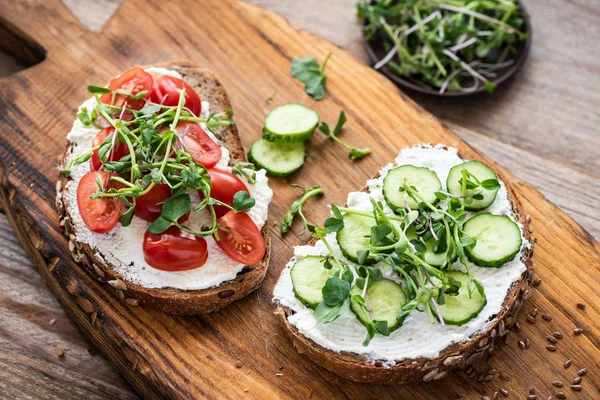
[55,61,270,315]
[275,146,534,384]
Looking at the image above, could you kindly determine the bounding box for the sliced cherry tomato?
[100,67,153,111]
[76,171,122,233]
[150,75,202,116]
[134,183,189,222]
[199,169,250,218]
[90,128,129,171]
[143,226,208,271]
[214,211,265,265]
[174,121,222,168]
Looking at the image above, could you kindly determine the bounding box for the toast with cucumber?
[273,144,534,384]
[56,61,272,315]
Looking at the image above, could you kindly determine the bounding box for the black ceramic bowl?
[363,1,532,97]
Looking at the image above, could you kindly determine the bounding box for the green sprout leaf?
[233,191,255,213]
[290,53,331,100]
[87,85,112,94]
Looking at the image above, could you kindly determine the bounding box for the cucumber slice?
[248,138,305,176]
[439,271,487,326]
[383,165,441,212]
[406,229,455,267]
[447,161,500,211]
[263,104,319,143]
[350,279,407,332]
[290,256,338,308]
[337,213,376,265]
[462,213,522,268]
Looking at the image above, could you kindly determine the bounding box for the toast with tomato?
[56,61,272,315]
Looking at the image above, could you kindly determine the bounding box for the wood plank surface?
[0,0,598,399]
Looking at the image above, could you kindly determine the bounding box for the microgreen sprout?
[291,53,332,100]
[319,111,371,161]
[281,184,325,235]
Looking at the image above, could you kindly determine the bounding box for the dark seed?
[484,374,494,381]
[482,396,490,400]
[571,384,582,392]
[552,381,564,387]
[500,373,510,381]
[525,338,531,348]
[573,328,584,335]
[531,308,539,317]
[235,361,243,368]
[547,397,553,400]
[533,278,542,286]
[487,368,497,375]
[528,396,537,400]
[576,302,585,310]
[500,388,509,397]
[503,335,510,345]
[527,315,537,323]
[530,388,536,395]
[547,335,558,343]
[572,377,581,385]
[564,359,572,369]
[556,392,566,399]
[515,322,521,332]
[546,345,557,352]
[578,367,587,376]
[519,340,526,349]
[493,392,499,400]
[553,331,563,339]
[542,314,553,321]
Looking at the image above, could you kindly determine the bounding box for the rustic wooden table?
[0,0,598,398]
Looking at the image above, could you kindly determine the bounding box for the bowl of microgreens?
[358,0,532,96]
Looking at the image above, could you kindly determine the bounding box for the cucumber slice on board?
[350,279,407,332]
[462,213,522,268]
[383,165,442,212]
[336,213,376,265]
[248,138,305,176]
[263,104,319,143]
[406,229,456,267]
[439,271,487,326]
[446,161,500,211]
[290,256,338,308]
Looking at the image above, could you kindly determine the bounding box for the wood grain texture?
[0,1,599,399]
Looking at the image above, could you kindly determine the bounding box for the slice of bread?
[274,147,534,384]
[56,61,270,315]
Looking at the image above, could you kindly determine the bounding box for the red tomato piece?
[214,211,265,265]
[134,183,189,223]
[100,67,153,110]
[199,169,250,218]
[150,75,202,116]
[76,171,122,233]
[174,121,222,168]
[90,127,129,171]
[143,226,208,271]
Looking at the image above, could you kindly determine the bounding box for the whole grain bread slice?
[56,60,270,315]
[274,146,534,384]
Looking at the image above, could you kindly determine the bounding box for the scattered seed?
[527,315,537,324]
[484,374,494,381]
[499,388,509,397]
[500,373,510,381]
[542,314,553,321]
[573,328,584,335]
[276,373,283,377]
[530,388,536,395]
[571,384,582,392]
[56,347,64,357]
[553,332,564,340]
[49,318,57,326]
[533,278,542,287]
[528,396,537,400]
[503,335,510,345]
[564,359,572,369]
[525,338,531,348]
[519,340,526,349]
[576,302,585,310]
[572,377,581,385]
[547,335,558,344]
[235,361,243,369]
[578,368,587,376]
[243,389,248,393]
[515,322,522,332]
[547,397,553,400]
[546,345,557,352]
[487,368,497,375]
[552,381,564,388]
[531,308,539,317]
[493,393,499,400]
[482,396,490,400]
[555,392,566,399]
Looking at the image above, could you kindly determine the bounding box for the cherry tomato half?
[199,169,250,218]
[143,226,208,271]
[174,121,222,168]
[134,183,189,223]
[214,211,265,265]
[90,128,129,171]
[150,75,202,116]
[100,67,153,111]
[76,171,122,233]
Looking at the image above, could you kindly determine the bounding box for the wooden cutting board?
[1,0,599,398]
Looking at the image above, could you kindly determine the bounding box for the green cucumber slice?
[439,271,487,326]
[336,213,376,265]
[248,138,305,176]
[350,279,407,332]
[383,165,442,212]
[447,161,500,211]
[406,229,456,267]
[263,104,319,143]
[462,213,522,268]
[290,256,338,308]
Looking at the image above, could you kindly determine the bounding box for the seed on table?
[533,278,542,286]
[552,381,564,387]
[527,315,537,323]
[546,345,557,352]
[564,359,572,369]
[578,367,587,376]
[484,374,494,381]
[531,308,539,317]
[56,347,64,357]
[499,388,509,397]
[493,391,499,400]
[530,388,536,395]
[576,302,585,310]
[572,377,581,385]
[519,340,526,349]
[573,328,584,335]
[571,384,582,392]
[504,335,510,345]
[542,314,553,321]
[547,335,558,343]
[525,338,531,348]
[528,396,537,400]
[482,396,490,400]
[500,373,510,381]
[556,392,566,399]
[553,332,564,340]
[515,322,521,332]
[235,361,243,368]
